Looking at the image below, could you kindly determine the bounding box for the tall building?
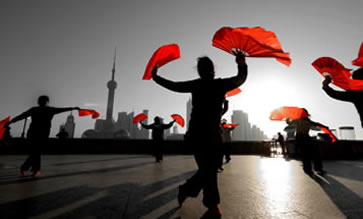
[173,125,178,134]
[64,113,75,138]
[232,110,250,141]
[82,50,129,139]
[231,110,266,141]
[167,124,184,140]
[165,126,171,138]
[114,110,150,139]
[186,96,192,129]
[105,49,117,129]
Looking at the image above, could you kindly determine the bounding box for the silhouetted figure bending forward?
[5,95,79,177]
[151,52,247,218]
[140,116,175,162]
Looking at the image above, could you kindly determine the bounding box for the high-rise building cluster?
[230,110,267,141]
[186,97,267,141]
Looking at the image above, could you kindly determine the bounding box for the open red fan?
[352,42,363,67]
[0,116,11,140]
[142,44,180,80]
[222,123,239,128]
[171,114,185,127]
[78,109,100,119]
[133,113,148,124]
[269,106,308,121]
[312,57,363,91]
[316,126,337,143]
[212,27,291,66]
[225,88,242,98]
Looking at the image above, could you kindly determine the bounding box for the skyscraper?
[64,113,75,138]
[105,49,117,129]
[186,96,192,129]
[231,110,266,141]
[173,125,178,134]
[82,50,128,139]
[231,110,249,141]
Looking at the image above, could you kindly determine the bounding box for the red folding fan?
[317,126,337,143]
[352,42,363,67]
[143,44,180,80]
[312,57,363,90]
[0,116,11,140]
[225,88,242,98]
[133,113,148,124]
[171,114,185,127]
[78,109,100,119]
[269,106,308,121]
[222,123,239,128]
[212,27,291,66]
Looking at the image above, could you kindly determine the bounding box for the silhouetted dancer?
[276,132,287,156]
[217,100,230,171]
[221,118,234,163]
[287,109,328,176]
[151,52,247,218]
[4,95,79,177]
[322,69,363,127]
[140,116,176,162]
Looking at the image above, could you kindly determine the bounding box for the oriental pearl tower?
[105,49,117,129]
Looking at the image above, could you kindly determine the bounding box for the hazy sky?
[1,0,362,138]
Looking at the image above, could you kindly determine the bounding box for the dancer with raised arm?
[140,116,175,162]
[322,69,363,127]
[151,52,247,218]
[4,95,79,177]
[287,109,328,176]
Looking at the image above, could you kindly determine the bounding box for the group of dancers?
[148,49,363,218]
[3,41,363,218]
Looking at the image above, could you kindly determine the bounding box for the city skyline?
[1,0,362,139]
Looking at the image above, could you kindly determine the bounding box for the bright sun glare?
[228,71,301,138]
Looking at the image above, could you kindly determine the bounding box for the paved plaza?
[0,155,363,219]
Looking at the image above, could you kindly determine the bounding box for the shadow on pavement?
[313,174,363,218]
[50,155,149,167]
[0,161,154,186]
[0,170,194,219]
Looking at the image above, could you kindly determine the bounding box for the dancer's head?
[352,68,363,80]
[197,56,215,80]
[154,116,161,124]
[37,95,49,106]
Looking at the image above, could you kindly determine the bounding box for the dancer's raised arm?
[152,65,196,93]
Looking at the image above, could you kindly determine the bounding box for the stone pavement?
[0,155,363,219]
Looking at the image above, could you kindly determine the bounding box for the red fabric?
[352,42,363,67]
[78,109,100,119]
[212,27,291,66]
[269,106,308,121]
[143,44,180,80]
[317,126,337,143]
[222,123,239,128]
[0,116,11,140]
[312,57,363,91]
[133,113,148,124]
[171,114,185,127]
[225,88,242,98]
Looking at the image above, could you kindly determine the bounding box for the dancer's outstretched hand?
[234,51,246,65]
[151,65,159,78]
[322,76,332,89]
